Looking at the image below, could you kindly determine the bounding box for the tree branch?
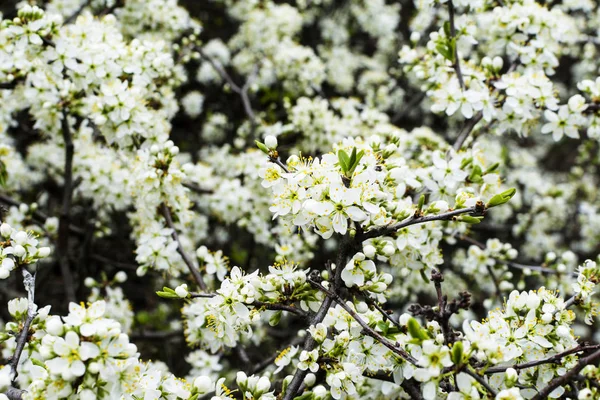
[57,110,76,303]
[447,0,465,90]
[484,344,600,374]
[531,349,600,400]
[160,203,208,291]
[463,368,497,397]
[308,278,418,365]
[453,112,483,151]
[359,205,484,241]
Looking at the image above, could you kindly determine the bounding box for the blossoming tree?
[1,0,600,399]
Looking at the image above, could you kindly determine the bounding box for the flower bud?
[304,373,316,387]
[265,135,278,149]
[0,223,12,238]
[37,247,51,258]
[193,376,213,393]
[14,231,28,246]
[45,316,64,336]
[13,245,26,258]
[363,244,376,259]
[84,277,96,287]
[175,284,189,298]
[492,56,504,71]
[505,367,518,387]
[256,376,270,393]
[114,271,127,283]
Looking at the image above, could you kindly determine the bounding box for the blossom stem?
[160,203,208,291]
[268,156,290,173]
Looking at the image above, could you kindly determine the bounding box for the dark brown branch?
[183,182,213,195]
[447,0,465,90]
[531,349,600,400]
[58,110,76,303]
[283,234,354,400]
[359,205,483,241]
[453,112,483,151]
[160,203,208,291]
[463,368,497,397]
[308,278,418,365]
[268,156,290,173]
[485,344,600,374]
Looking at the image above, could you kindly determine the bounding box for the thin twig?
[10,270,37,384]
[283,234,354,400]
[269,156,290,173]
[183,182,213,195]
[463,368,497,397]
[160,203,208,291]
[58,110,76,303]
[197,48,257,122]
[308,278,418,365]
[453,112,483,151]
[63,0,93,24]
[447,0,465,90]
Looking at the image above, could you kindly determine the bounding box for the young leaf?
[255,140,269,155]
[460,215,483,224]
[487,188,517,208]
[338,149,350,173]
[451,341,464,366]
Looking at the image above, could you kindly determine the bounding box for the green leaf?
[460,215,483,224]
[420,269,430,283]
[407,317,429,341]
[269,310,282,326]
[443,21,451,38]
[486,188,517,208]
[449,37,457,63]
[436,43,453,62]
[377,321,389,336]
[417,194,425,212]
[469,165,483,184]
[31,358,46,368]
[484,162,500,174]
[0,160,6,188]
[451,341,464,366]
[156,290,179,299]
[349,147,357,168]
[338,149,350,173]
[255,140,269,155]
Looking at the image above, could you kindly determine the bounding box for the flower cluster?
[0,223,50,279]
